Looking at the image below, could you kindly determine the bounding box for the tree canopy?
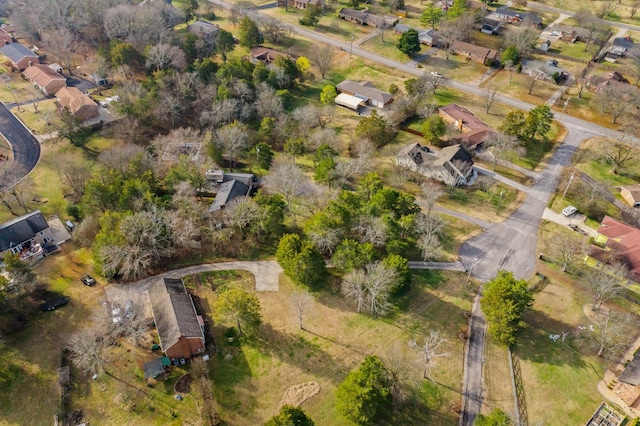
[265,405,315,426]
[481,270,534,346]
[214,288,262,336]
[335,355,392,424]
[397,29,421,56]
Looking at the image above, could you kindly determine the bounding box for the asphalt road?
[0,102,40,191]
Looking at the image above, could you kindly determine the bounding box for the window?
[10,247,20,254]
[43,236,52,244]
[39,231,44,236]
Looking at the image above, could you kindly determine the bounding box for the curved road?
[0,102,40,191]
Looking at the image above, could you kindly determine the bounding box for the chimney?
[28,61,33,67]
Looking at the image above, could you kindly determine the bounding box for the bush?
[201,12,216,20]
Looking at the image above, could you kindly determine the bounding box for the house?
[335,92,365,111]
[0,28,14,45]
[588,216,640,281]
[609,36,638,57]
[249,46,294,65]
[0,42,39,71]
[396,143,475,186]
[538,39,551,52]
[148,278,206,361]
[450,41,500,65]
[0,211,54,264]
[188,20,220,37]
[336,80,393,109]
[338,8,398,28]
[23,63,66,96]
[550,23,590,43]
[292,0,324,9]
[55,87,99,120]
[590,71,628,92]
[208,179,252,212]
[616,351,640,409]
[439,104,496,150]
[481,18,502,35]
[526,59,568,82]
[490,6,542,28]
[91,74,110,88]
[205,170,256,210]
[393,24,438,45]
[621,184,640,208]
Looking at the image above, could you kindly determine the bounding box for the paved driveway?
[0,102,40,190]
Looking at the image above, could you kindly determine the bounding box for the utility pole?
[350,34,355,59]
[562,170,575,200]
[466,256,479,285]
[496,189,505,214]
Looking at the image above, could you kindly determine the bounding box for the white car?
[99,100,109,108]
[562,206,577,217]
[430,71,443,78]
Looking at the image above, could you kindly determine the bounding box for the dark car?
[40,297,70,311]
[81,274,96,286]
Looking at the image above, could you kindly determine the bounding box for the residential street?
[0,102,40,191]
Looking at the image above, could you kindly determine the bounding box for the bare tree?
[415,213,446,261]
[311,44,335,80]
[596,0,616,19]
[506,27,539,59]
[420,181,444,216]
[547,232,587,272]
[597,83,640,124]
[631,2,639,18]
[438,21,462,60]
[223,196,262,238]
[214,122,251,169]
[525,73,539,95]
[353,215,388,247]
[341,262,398,317]
[41,28,77,74]
[484,131,521,169]
[585,263,629,310]
[258,15,288,43]
[578,311,634,359]
[409,330,450,379]
[575,73,590,99]
[254,83,285,120]
[290,289,314,329]
[628,48,640,87]
[262,160,313,210]
[145,43,187,72]
[503,59,516,84]
[602,123,640,173]
[482,86,499,114]
[67,325,110,375]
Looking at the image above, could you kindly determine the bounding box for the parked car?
[562,206,577,217]
[81,274,96,286]
[430,71,443,78]
[99,100,109,107]
[40,297,70,311]
[112,306,123,324]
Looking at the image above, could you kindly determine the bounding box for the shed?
[143,357,171,379]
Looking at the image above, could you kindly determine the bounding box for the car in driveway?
[40,297,70,311]
[81,274,96,286]
[562,206,577,216]
[430,71,443,77]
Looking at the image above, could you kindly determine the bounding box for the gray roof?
[394,23,414,33]
[143,357,166,379]
[619,352,640,385]
[223,172,255,186]
[397,143,473,168]
[613,37,636,48]
[337,80,393,104]
[188,20,219,35]
[0,42,38,64]
[148,278,204,354]
[0,211,49,252]
[209,179,250,212]
[339,8,369,21]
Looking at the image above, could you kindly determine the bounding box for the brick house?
[23,63,66,95]
[148,278,206,361]
[450,41,499,66]
[439,104,496,150]
[0,42,39,71]
[55,87,99,120]
[336,80,393,109]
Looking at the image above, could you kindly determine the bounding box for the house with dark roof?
[188,20,220,37]
[550,23,591,43]
[293,0,324,9]
[439,104,496,150]
[588,216,640,281]
[490,6,542,28]
[396,143,475,186]
[23,63,66,95]
[249,46,295,65]
[143,357,171,379]
[621,184,640,208]
[609,36,638,57]
[336,80,393,109]
[338,8,398,28]
[55,87,99,120]
[526,59,568,82]
[148,278,205,360]
[589,71,628,92]
[209,179,251,212]
[450,40,500,65]
[0,211,53,264]
[0,42,39,70]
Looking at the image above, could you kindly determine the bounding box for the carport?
[335,93,365,112]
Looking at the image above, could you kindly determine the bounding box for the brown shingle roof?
[55,87,97,115]
[336,80,393,105]
[23,64,65,88]
[595,216,640,278]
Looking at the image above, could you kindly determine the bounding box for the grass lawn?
[438,182,525,224]
[481,68,559,107]
[12,98,62,134]
[481,336,515,417]
[571,137,640,185]
[546,40,594,62]
[199,269,473,425]
[515,274,606,425]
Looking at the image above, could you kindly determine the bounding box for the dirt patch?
[278,381,320,409]
[175,374,193,393]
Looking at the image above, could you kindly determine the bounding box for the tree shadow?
[515,308,588,369]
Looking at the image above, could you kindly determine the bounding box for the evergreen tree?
[397,29,421,56]
[239,16,263,48]
[265,405,315,426]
